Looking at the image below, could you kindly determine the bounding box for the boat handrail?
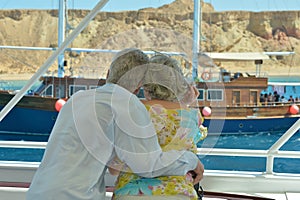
[0,141,46,149]
[198,118,300,175]
[198,148,300,159]
[1,130,300,176]
[2,141,300,160]
[0,46,187,57]
[266,118,300,173]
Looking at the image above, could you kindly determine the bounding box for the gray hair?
[106,48,149,84]
[144,54,189,102]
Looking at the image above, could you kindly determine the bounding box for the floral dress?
[113,104,207,199]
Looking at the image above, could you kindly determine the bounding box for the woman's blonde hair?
[144,54,189,101]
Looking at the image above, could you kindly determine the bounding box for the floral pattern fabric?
[113,104,207,199]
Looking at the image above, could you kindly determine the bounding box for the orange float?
[55,99,66,112]
[289,104,299,115]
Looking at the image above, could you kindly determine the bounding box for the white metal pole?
[269,118,300,152]
[0,0,109,122]
[192,0,201,80]
[57,0,66,78]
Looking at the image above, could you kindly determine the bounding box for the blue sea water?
[0,80,40,91]
[0,77,300,173]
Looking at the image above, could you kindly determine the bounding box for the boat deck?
[1,184,300,200]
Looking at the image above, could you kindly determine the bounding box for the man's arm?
[113,90,203,179]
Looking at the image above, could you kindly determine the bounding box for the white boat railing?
[266,118,300,173]
[0,118,300,195]
[198,118,300,175]
[1,120,299,176]
[0,141,46,149]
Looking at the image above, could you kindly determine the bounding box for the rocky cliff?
[0,0,299,78]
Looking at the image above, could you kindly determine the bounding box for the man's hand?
[192,160,204,185]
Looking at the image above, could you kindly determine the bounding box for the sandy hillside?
[0,0,299,80]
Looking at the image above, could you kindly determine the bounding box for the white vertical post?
[58,0,66,78]
[192,0,201,80]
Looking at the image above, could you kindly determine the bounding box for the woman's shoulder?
[141,99,187,109]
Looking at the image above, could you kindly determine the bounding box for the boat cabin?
[33,76,106,99]
[196,76,268,107]
[196,52,269,108]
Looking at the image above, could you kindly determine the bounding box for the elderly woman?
[111,53,207,200]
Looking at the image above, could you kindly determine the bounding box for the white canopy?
[204,52,269,61]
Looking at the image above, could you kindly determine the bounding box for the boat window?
[55,85,66,98]
[207,89,223,101]
[89,85,98,89]
[232,91,240,106]
[33,82,46,94]
[40,84,53,97]
[69,85,87,96]
[250,91,258,105]
[197,89,205,101]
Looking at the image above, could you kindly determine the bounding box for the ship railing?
[1,117,300,176]
[245,71,268,78]
[221,101,299,107]
[0,141,46,149]
[0,121,300,194]
[198,117,300,175]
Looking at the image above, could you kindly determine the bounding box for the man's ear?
[106,69,110,79]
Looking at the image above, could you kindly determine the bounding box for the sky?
[0,0,300,12]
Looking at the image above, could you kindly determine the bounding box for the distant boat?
[1,53,299,138]
[194,52,300,135]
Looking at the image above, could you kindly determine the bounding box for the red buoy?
[55,99,66,112]
[202,106,212,116]
[289,104,299,115]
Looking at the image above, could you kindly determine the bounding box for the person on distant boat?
[259,93,265,104]
[263,93,268,105]
[267,92,274,105]
[280,95,288,103]
[288,95,295,103]
[110,54,207,200]
[273,91,280,103]
[26,48,204,200]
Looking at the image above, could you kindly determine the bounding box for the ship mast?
[192,0,202,80]
[58,0,66,77]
